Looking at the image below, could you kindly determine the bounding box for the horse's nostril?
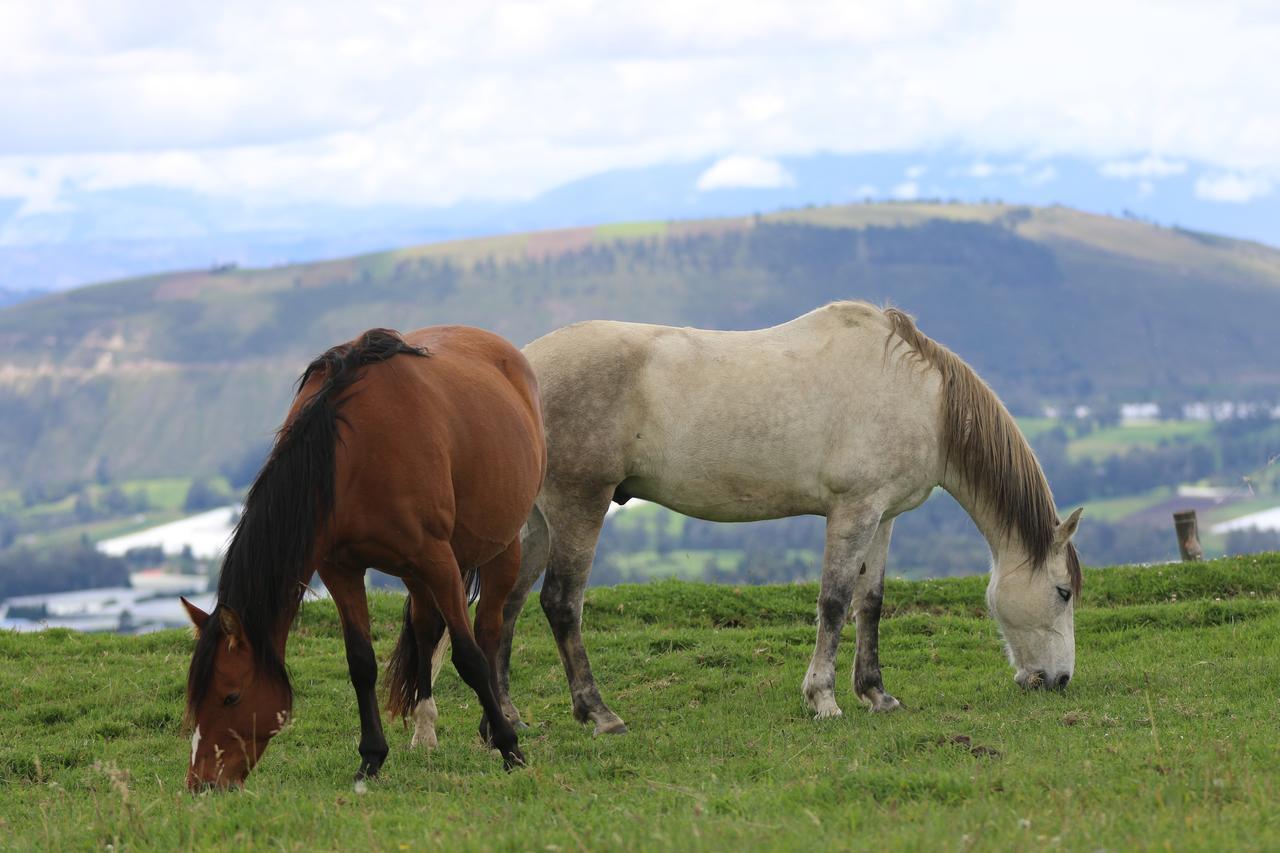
[1056,673,1071,689]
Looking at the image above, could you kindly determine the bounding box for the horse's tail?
[386,595,419,719]
[385,568,477,719]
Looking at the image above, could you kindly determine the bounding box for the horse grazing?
[182,326,545,789]
[495,302,1083,734]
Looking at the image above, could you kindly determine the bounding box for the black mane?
[186,329,428,718]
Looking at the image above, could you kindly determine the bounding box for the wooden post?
[1173,510,1203,561]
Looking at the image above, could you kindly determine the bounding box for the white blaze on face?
[190,725,202,767]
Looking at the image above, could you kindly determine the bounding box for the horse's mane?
[186,329,428,721]
[882,307,1081,593]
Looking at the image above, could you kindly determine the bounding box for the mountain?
[2,201,1280,490]
[3,151,1277,296]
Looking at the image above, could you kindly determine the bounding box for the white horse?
[495,302,1083,734]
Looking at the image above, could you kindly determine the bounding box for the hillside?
[3,557,1280,849]
[3,202,1280,489]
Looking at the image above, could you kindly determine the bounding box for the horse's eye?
[223,693,241,707]
[1056,586,1072,603]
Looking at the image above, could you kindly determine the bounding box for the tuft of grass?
[3,556,1280,849]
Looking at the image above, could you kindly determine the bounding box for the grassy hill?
[3,556,1280,849]
[3,202,1280,489]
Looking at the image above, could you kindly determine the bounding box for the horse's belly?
[619,470,824,523]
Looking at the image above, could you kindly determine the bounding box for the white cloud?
[905,164,927,179]
[1099,155,1188,179]
[696,155,795,191]
[1194,172,1273,203]
[891,181,920,199]
[0,0,1275,211]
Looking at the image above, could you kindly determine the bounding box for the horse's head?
[986,508,1082,691]
[181,598,292,791]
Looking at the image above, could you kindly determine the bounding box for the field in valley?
[3,556,1280,850]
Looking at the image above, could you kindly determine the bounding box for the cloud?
[891,181,920,199]
[696,155,795,191]
[1194,172,1273,203]
[1099,156,1188,179]
[0,0,1276,211]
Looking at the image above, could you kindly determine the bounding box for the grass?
[1069,486,1174,523]
[119,478,205,513]
[3,555,1280,850]
[1067,421,1214,462]
[1013,416,1059,440]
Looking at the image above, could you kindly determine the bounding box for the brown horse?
[181,326,545,790]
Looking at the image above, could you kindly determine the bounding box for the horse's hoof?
[869,694,902,713]
[409,728,438,749]
[813,706,843,721]
[592,716,629,736]
[503,748,527,771]
[859,688,903,713]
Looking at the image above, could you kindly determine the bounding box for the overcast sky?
[2,0,1277,212]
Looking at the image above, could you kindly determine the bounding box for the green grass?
[4,555,1280,850]
[596,221,669,240]
[1067,421,1214,462]
[119,477,205,513]
[1068,486,1174,523]
[1013,416,1059,440]
[607,549,743,580]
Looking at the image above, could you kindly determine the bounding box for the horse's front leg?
[853,518,902,712]
[320,566,389,781]
[803,504,882,719]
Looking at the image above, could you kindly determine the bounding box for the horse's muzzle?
[1018,670,1071,691]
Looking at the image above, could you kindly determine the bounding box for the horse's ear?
[219,606,245,649]
[1054,507,1084,549]
[181,597,209,633]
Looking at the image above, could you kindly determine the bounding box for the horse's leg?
[401,579,447,749]
[853,518,902,712]
[496,504,550,727]
[417,539,525,769]
[802,505,883,719]
[472,538,522,743]
[539,489,626,735]
[319,565,390,780]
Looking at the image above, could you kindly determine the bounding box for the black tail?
[188,329,426,720]
[385,569,478,719]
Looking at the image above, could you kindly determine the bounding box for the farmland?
[3,556,1280,850]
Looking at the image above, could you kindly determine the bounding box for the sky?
[1,0,1278,215]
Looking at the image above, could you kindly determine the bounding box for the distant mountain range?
[2,201,1280,491]
[2,150,1277,297]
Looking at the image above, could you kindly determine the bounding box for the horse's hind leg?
[417,539,524,769]
[319,565,390,780]
[495,504,550,728]
[853,519,901,713]
[803,505,883,719]
[473,538,522,744]
[539,488,627,735]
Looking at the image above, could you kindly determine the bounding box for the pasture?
[3,556,1280,850]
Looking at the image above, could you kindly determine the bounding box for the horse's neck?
[940,474,1029,570]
